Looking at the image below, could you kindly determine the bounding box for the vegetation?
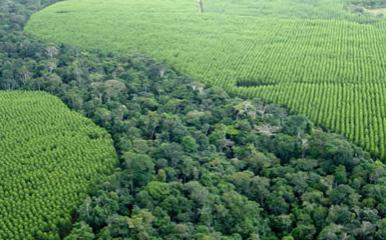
[61,69,386,239]
[25,0,386,160]
[0,92,117,239]
[2,0,386,239]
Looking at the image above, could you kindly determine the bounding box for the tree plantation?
[0,92,117,239]
[25,0,386,160]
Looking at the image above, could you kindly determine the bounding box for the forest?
[2,0,386,239]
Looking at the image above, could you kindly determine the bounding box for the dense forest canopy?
[1,0,386,239]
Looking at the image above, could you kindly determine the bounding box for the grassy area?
[25,0,386,159]
[0,91,117,239]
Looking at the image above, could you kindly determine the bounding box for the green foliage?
[2,44,381,240]
[123,151,155,188]
[50,61,386,239]
[145,181,171,200]
[3,0,386,239]
[64,222,95,240]
[0,92,117,239]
